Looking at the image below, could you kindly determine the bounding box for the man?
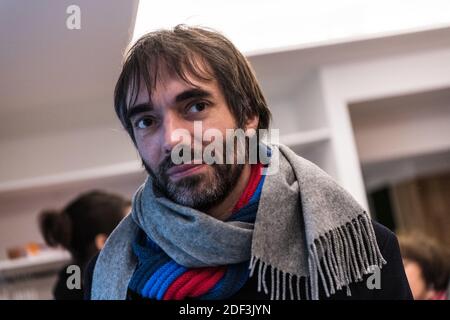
[85,25,412,300]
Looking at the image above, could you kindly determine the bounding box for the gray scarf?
[91,144,385,300]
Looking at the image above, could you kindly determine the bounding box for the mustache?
[158,146,207,174]
[141,148,198,178]
[144,141,237,178]
[158,154,176,174]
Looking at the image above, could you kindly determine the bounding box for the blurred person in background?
[39,190,130,300]
[398,233,450,300]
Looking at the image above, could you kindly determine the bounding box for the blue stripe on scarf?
[251,172,266,203]
[141,261,174,297]
[156,264,188,300]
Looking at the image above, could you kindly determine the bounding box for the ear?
[245,114,259,132]
[94,233,107,250]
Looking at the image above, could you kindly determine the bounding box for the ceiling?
[0,0,138,139]
[248,26,450,100]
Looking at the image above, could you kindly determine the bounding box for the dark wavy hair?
[114,24,271,143]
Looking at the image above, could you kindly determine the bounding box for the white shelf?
[280,128,330,148]
[0,251,70,272]
[0,250,71,280]
[0,160,143,195]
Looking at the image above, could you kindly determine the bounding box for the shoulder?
[370,219,413,299]
[372,220,396,246]
[371,219,402,257]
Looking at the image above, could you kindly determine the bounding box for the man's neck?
[206,164,251,221]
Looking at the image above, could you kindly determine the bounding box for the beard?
[142,147,244,212]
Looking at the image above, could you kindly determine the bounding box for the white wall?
[320,46,450,209]
[350,89,450,164]
[0,125,139,183]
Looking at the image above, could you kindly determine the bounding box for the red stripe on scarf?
[163,267,226,300]
[232,163,263,213]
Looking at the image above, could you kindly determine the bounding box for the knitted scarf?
[127,163,265,300]
[91,144,386,300]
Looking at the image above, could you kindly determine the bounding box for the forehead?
[136,77,215,107]
[127,58,220,109]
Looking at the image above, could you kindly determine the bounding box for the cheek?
[206,104,237,130]
[201,115,236,142]
[136,137,161,169]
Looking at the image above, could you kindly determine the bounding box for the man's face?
[127,67,256,211]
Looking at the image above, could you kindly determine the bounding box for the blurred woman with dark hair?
[39,190,130,300]
[398,233,450,300]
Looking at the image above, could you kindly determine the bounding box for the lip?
[166,164,206,179]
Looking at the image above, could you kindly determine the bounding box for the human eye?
[186,101,208,114]
[134,116,155,129]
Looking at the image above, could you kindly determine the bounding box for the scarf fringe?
[249,213,386,300]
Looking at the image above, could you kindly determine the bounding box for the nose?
[161,111,184,155]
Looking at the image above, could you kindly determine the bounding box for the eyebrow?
[126,103,153,121]
[126,88,213,121]
[174,88,212,103]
